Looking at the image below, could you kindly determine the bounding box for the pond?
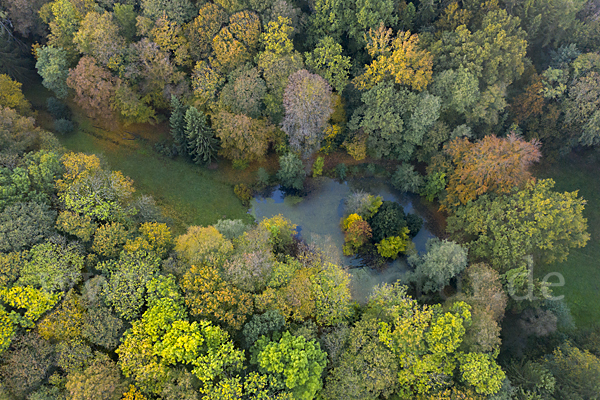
[249,177,437,303]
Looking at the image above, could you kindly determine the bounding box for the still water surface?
[250,177,436,303]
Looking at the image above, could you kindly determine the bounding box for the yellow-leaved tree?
[354,25,433,91]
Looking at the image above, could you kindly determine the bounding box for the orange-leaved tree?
[443,133,541,210]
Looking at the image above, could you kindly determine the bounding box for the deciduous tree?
[354,26,433,92]
[282,69,334,156]
[73,11,125,67]
[0,74,32,114]
[66,353,128,400]
[186,3,229,61]
[56,152,136,223]
[407,238,468,293]
[0,202,56,252]
[213,111,275,163]
[175,225,233,265]
[19,240,84,293]
[431,9,527,87]
[56,210,97,242]
[100,250,160,320]
[322,316,399,400]
[141,0,197,24]
[66,56,117,123]
[443,134,541,209]
[276,152,305,190]
[310,263,351,325]
[217,65,267,118]
[349,81,440,161]
[251,331,327,400]
[181,262,253,330]
[447,179,590,270]
[305,36,351,93]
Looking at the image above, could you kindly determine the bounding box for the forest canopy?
[1,0,600,399]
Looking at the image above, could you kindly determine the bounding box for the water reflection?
[250,177,437,303]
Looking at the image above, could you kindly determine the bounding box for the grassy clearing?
[534,152,600,328]
[23,80,254,235]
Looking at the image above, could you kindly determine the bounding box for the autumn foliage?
[443,134,541,210]
[354,26,433,92]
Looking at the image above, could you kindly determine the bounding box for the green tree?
[43,0,86,61]
[305,36,351,93]
[0,285,61,328]
[100,250,161,320]
[141,0,197,24]
[113,3,137,41]
[369,284,505,396]
[276,153,305,190]
[56,210,97,242]
[407,238,468,293]
[242,310,286,347]
[447,179,590,271]
[376,230,409,259]
[457,352,505,396]
[307,0,347,44]
[0,202,56,252]
[261,16,294,55]
[544,343,600,399]
[82,305,124,350]
[214,219,249,240]
[217,64,267,118]
[251,331,327,400]
[391,164,424,194]
[310,263,351,325]
[56,153,136,223]
[154,319,245,382]
[184,106,217,164]
[256,22,304,123]
[0,150,61,214]
[565,72,600,146]
[431,9,527,87]
[431,67,480,116]
[19,240,84,293]
[322,316,399,400]
[92,222,127,259]
[169,95,187,152]
[367,200,407,242]
[112,82,157,125]
[349,81,440,161]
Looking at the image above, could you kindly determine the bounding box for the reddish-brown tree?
[511,74,545,125]
[66,56,117,125]
[443,133,541,210]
